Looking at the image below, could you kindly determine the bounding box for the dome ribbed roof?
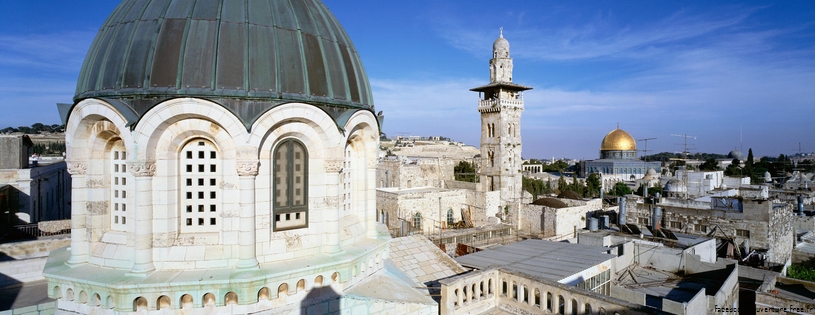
[75,0,372,111]
[600,128,636,151]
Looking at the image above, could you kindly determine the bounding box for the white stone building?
[43,1,436,314]
[0,135,71,224]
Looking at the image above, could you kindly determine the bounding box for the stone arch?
[202,293,216,307]
[585,303,592,315]
[79,290,88,304]
[92,293,101,306]
[331,272,340,284]
[296,279,306,292]
[250,103,343,161]
[133,296,147,311]
[134,98,245,162]
[66,288,74,301]
[64,98,134,163]
[571,298,578,315]
[258,287,270,301]
[157,295,171,310]
[224,292,238,305]
[106,295,115,309]
[314,275,324,287]
[180,294,193,308]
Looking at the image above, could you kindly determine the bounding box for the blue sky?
[1,1,813,160]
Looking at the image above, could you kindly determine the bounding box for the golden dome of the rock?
[600,128,637,151]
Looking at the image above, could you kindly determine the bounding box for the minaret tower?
[471,28,532,208]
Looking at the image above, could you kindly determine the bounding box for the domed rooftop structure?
[493,29,509,53]
[664,178,687,194]
[642,168,659,180]
[728,149,744,161]
[69,0,373,128]
[600,128,636,152]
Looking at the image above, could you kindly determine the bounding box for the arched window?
[273,139,308,231]
[180,139,221,232]
[414,213,422,231]
[110,141,130,231]
[447,209,454,226]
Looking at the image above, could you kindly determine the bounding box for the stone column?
[474,282,481,301]
[457,285,464,307]
[323,160,343,255]
[236,161,259,269]
[129,162,156,273]
[366,158,378,238]
[65,162,88,267]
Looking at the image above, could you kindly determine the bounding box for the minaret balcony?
[478,99,524,112]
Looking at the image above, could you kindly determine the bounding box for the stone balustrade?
[477,99,524,113]
[440,268,661,315]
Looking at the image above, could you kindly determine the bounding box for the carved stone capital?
[128,162,156,177]
[325,160,343,173]
[236,161,259,177]
[66,162,87,175]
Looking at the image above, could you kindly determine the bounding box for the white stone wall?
[518,199,602,238]
[376,188,466,234]
[0,161,71,223]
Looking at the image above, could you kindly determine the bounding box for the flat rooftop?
[454,239,615,282]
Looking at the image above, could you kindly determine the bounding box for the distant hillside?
[641,152,729,162]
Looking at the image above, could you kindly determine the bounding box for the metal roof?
[470,81,532,92]
[72,0,373,128]
[455,239,615,282]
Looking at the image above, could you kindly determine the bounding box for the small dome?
[728,150,744,160]
[642,168,659,180]
[600,128,637,151]
[493,36,509,52]
[664,178,687,193]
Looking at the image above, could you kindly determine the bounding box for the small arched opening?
[157,295,171,310]
[202,293,216,307]
[224,292,238,305]
[133,297,147,312]
[257,287,270,301]
[278,283,289,297]
[296,279,306,292]
[314,275,324,287]
[180,294,193,309]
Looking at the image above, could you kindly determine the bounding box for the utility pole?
[638,138,656,196]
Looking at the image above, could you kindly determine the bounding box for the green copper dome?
[74,0,373,127]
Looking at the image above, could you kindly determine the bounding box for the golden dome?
[600,128,637,151]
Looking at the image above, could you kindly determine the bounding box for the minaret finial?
[617,122,620,129]
[500,27,503,38]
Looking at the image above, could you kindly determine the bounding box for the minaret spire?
[500,27,503,38]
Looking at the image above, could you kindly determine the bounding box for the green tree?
[699,158,719,171]
[556,176,568,194]
[724,158,743,176]
[585,173,601,198]
[745,148,757,183]
[635,184,663,197]
[609,182,632,196]
[454,161,477,182]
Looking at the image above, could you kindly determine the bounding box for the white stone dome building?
[43,0,430,314]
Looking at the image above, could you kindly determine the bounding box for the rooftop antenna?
[740,125,743,153]
[671,134,697,157]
